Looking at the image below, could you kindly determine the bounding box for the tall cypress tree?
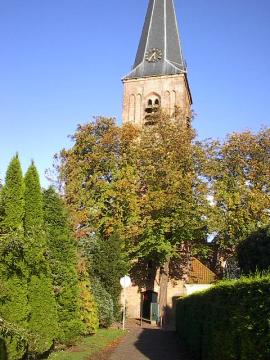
[43,187,84,343]
[24,161,43,234]
[24,162,58,356]
[23,162,46,273]
[1,154,24,232]
[0,154,29,360]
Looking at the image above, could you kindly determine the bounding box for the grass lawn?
[48,328,125,360]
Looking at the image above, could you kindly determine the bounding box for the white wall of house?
[184,284,213,296]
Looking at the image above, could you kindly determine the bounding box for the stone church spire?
[122,0,192,126]
[125,0,186,79]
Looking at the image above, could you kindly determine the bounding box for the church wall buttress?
[165,91,171,113]
[129,94,135,122]
[136,94,142,124]
[171,90,176,116]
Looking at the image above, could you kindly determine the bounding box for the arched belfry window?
[145,94,160,125]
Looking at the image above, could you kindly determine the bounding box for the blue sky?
[0,0,270,187]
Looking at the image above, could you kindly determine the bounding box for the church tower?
[122,0,192,126]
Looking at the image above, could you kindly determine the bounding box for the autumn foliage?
[56,111,209,316]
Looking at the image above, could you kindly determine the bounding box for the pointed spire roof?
[124,0,187,80]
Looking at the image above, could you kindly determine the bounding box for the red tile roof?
[188,258,217,284]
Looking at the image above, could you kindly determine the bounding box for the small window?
[154,99,159,106]
[148,99,153,106]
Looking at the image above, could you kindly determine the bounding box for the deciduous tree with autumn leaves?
[56,111,209,316]
[56,110,270,315]
[202,128,270,273]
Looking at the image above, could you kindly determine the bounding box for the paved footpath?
[109,320,191,360]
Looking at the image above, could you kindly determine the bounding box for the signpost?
[120,275,131,330]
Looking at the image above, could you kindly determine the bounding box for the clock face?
[145,48,163,63]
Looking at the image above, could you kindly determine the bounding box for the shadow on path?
[110,324,191,360]
[135,328,190,360]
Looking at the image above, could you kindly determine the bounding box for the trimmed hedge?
[176,275,270,360]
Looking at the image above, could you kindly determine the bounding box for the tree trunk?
[159,260,169,324]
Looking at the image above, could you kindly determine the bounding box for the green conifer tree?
[1,154,24,232]
[78,271,99,334]
[24,161,43,234]
[0,155,29,360]
[43,187,84,343]
[77,257,99,334]
[27,274,58,354]
[24,162,59,356]
[23,162,46,273]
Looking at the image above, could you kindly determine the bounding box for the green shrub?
[237,226,270,274]
[91,279,114,328]
[176,275,270,360]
